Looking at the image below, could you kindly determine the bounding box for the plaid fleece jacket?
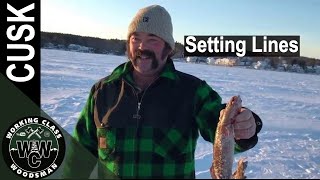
[69,59,261,179]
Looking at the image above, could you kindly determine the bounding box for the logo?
[2,116,65,179]
[143,16,149,22]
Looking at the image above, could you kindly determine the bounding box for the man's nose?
[138,41,147,50]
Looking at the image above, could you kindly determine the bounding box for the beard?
[131,49,159,70]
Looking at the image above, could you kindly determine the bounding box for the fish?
[210,95,248,179]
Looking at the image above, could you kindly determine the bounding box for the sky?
[41,0,320,59]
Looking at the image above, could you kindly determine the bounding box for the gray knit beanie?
[127,5,175,50]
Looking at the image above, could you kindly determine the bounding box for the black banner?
[184,35,300,57]
[1,0,41,106]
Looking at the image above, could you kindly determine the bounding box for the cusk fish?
[210,95,248,179]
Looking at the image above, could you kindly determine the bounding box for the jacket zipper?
[123,77,159,177]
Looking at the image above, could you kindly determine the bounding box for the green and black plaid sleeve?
[193,80,223,143]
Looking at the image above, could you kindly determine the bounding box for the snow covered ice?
[41,49,320,179]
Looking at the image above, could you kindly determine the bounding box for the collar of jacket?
[104,58,180,85]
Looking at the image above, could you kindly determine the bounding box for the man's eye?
[132,37,140,42]
[149,39,160,43]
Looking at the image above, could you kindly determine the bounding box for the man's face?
[128,32,170,76]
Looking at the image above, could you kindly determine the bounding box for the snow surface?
[41,49,320,179]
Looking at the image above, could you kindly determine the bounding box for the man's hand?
[233,108,256,140]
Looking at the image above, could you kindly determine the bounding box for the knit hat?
[127,5,175,50]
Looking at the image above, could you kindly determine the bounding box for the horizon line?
[41,31,319,60]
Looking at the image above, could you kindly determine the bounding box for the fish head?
[220,95,242,125]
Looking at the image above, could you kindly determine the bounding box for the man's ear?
[168,48,174,57]
[162,42,174,59]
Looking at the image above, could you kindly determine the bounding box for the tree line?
[41,32,184,58]
[41,32,319,67]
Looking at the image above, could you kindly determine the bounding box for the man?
[64,4,262,179]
